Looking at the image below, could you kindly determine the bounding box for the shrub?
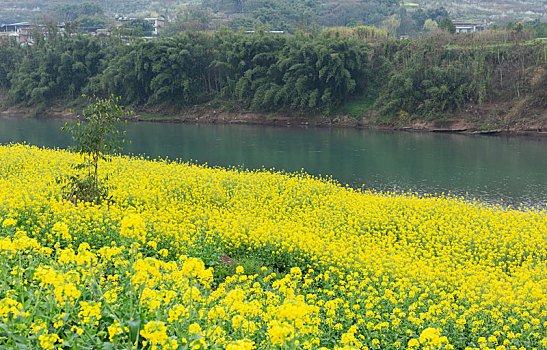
[60,95,131,204]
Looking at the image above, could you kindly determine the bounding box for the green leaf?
[127,318,141,342]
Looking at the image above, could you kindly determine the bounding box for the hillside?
[0,0,399,30]
[416,0,546,24]
[1,0,545,27]
[0,0,193,23]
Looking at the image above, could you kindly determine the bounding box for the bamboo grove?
[0,27,545,120]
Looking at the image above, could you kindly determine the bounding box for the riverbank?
[2,102,547,136]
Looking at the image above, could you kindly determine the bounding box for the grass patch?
[137,114,181,120]
[337,94,376,119]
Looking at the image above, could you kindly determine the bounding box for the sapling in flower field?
[61,95,131,204]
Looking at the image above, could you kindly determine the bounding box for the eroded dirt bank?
[2,104,547,136]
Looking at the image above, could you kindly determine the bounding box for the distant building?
[0,22,32,33]
[144,18,165,35]
[0,22,35,43]
[95,29,111,36]
[17,25,34,42]
[453,21,486,33]
[79,26,102,33]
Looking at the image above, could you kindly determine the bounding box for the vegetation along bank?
[0,25,546,132]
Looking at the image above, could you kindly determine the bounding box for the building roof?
[0,22,32,27]
[452,21,485,26]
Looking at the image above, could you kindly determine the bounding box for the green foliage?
[411,7,448,29]
[524,20,547,38]
[423,19,438,32]
[181,8,213,31]
[0,26,545,124]
[94,33,214,105]
[376,61,470,120]
[0,41,22,92]
[439,17,456,34]
[212,32,369,112]
[52,2,104,22]
[338,94,376,119]
[375,39,473,120]
[373,33,546,122]
[82,31,368,112]
[201,0,399,31]
[321,26,389,42]
[119,19,155,37]
[61,95,130,204]
[6,34,109,105]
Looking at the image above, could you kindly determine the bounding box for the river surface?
[1,116,547,208]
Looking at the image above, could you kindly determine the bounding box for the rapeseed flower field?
[0,143,547,350]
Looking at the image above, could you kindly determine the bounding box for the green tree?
[439,17,456,34]
[512,22,524,34]
[6,34,108,105]
[118,19,154,37]
[61,95,130,204]
[423,19,438,32]
[382,14,401,37]
[53,2,104,22]
[0,42,22,92]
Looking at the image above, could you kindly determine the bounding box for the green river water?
[1,116,546,208]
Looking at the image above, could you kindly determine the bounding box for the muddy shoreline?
[2,105,547,137]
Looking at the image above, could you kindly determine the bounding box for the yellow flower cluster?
[0,297,23,321]
[120,213,147,243]
[418,328,448,349]
[0,143,547,349]
[141,321,178,350]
